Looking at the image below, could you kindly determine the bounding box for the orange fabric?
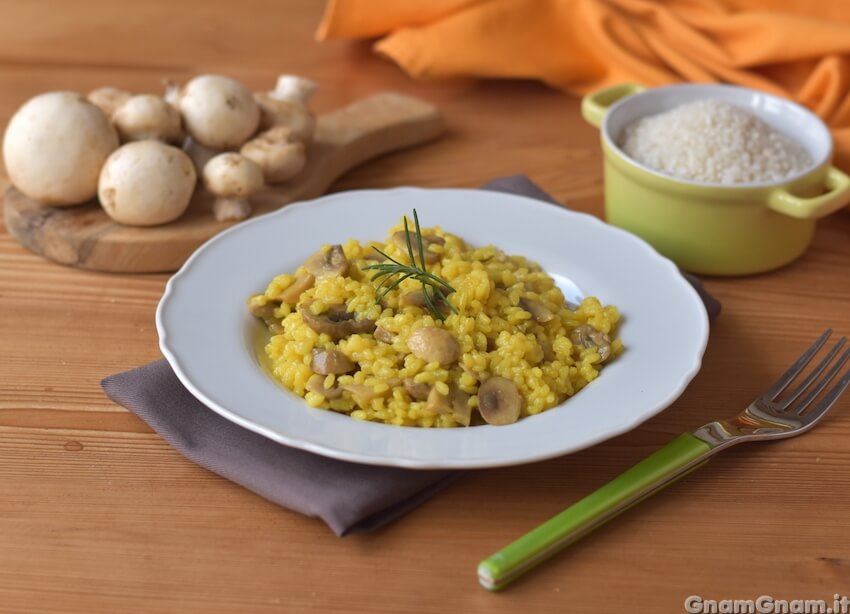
[317,0,850,170]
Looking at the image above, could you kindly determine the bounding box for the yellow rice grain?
[253,218,622,427]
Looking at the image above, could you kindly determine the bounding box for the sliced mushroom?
[399,289,451,316]
[240,125,306,184]
[403,379,431,401]
[407,327,460,365]
[519,297,555,323]
[247,297,284,334]
[426,385,472,426]
[306,373,344,400]
[539,337,555,362]
[304,244,349,278]
[453,400,473,426]
[341,383,390,405]
[310,348,355,375]
[374,326,396,344]
[425,387,450,414]
[361,243,386,261]
[299,302,375,339]
[279,273,315,304]
[477,377,522,425]
[248,299,275,320]
[570,324,612,362]
[392,231,445,264]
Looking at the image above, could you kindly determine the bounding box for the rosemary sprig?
[363,209,458,320]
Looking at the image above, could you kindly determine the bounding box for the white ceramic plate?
[157,188,709,469]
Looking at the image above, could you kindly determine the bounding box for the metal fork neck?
[691,406,797,452]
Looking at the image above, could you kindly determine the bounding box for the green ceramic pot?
[582,83,850,275]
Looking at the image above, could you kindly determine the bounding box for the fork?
[478,329,850,591]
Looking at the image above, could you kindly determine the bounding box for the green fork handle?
[477,433,713,591]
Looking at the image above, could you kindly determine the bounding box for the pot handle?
[767,166,850,219]
[581,83,646,129]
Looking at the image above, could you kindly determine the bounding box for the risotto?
[248,214,622,427]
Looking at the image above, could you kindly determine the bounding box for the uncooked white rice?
[618,99,812,184]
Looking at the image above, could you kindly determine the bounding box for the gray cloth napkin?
[101,175,720,537]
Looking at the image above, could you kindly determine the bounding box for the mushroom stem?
[213,197,251,222]
[162,79,181,108]
[182,136,221,175]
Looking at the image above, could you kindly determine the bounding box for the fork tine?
[792,346,850,418]
[776,336,847,410]
[798,365,850,426]
[765,329,832,400]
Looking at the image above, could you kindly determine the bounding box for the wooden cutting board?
[3,92,443,273]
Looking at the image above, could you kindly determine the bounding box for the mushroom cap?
[570,324,612,362]
[298,301,375,339]
[518,297,555,323]
[392,230,445,264]
[3,91,119,206]
[179,74,260,149]
[254,93,316,140]
[303,244,349,278]
[86,86,132,118]
[240,126,306,183]
[407,327,459,365]
[98,141,196,226]
[202,152,264,198]
[279,273,315,304]
[477,377,522,425]
[112,94,183,143]
[306,373,344,400]
[310,348,355,375]
[272,75,318,104]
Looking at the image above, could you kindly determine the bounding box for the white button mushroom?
[254,75,317,141]
[240,126,306,184]
[273,75,318,105]
[98,141,196,226]
[179,75,260,149]
[202,152,264,222]
[86,86,132,118]
[477,377,522,425]
[112,94,183,144]
[3,91,119,206]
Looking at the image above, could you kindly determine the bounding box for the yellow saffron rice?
[249,218,622,427]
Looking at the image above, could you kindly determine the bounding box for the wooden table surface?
[2,2,850,612]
